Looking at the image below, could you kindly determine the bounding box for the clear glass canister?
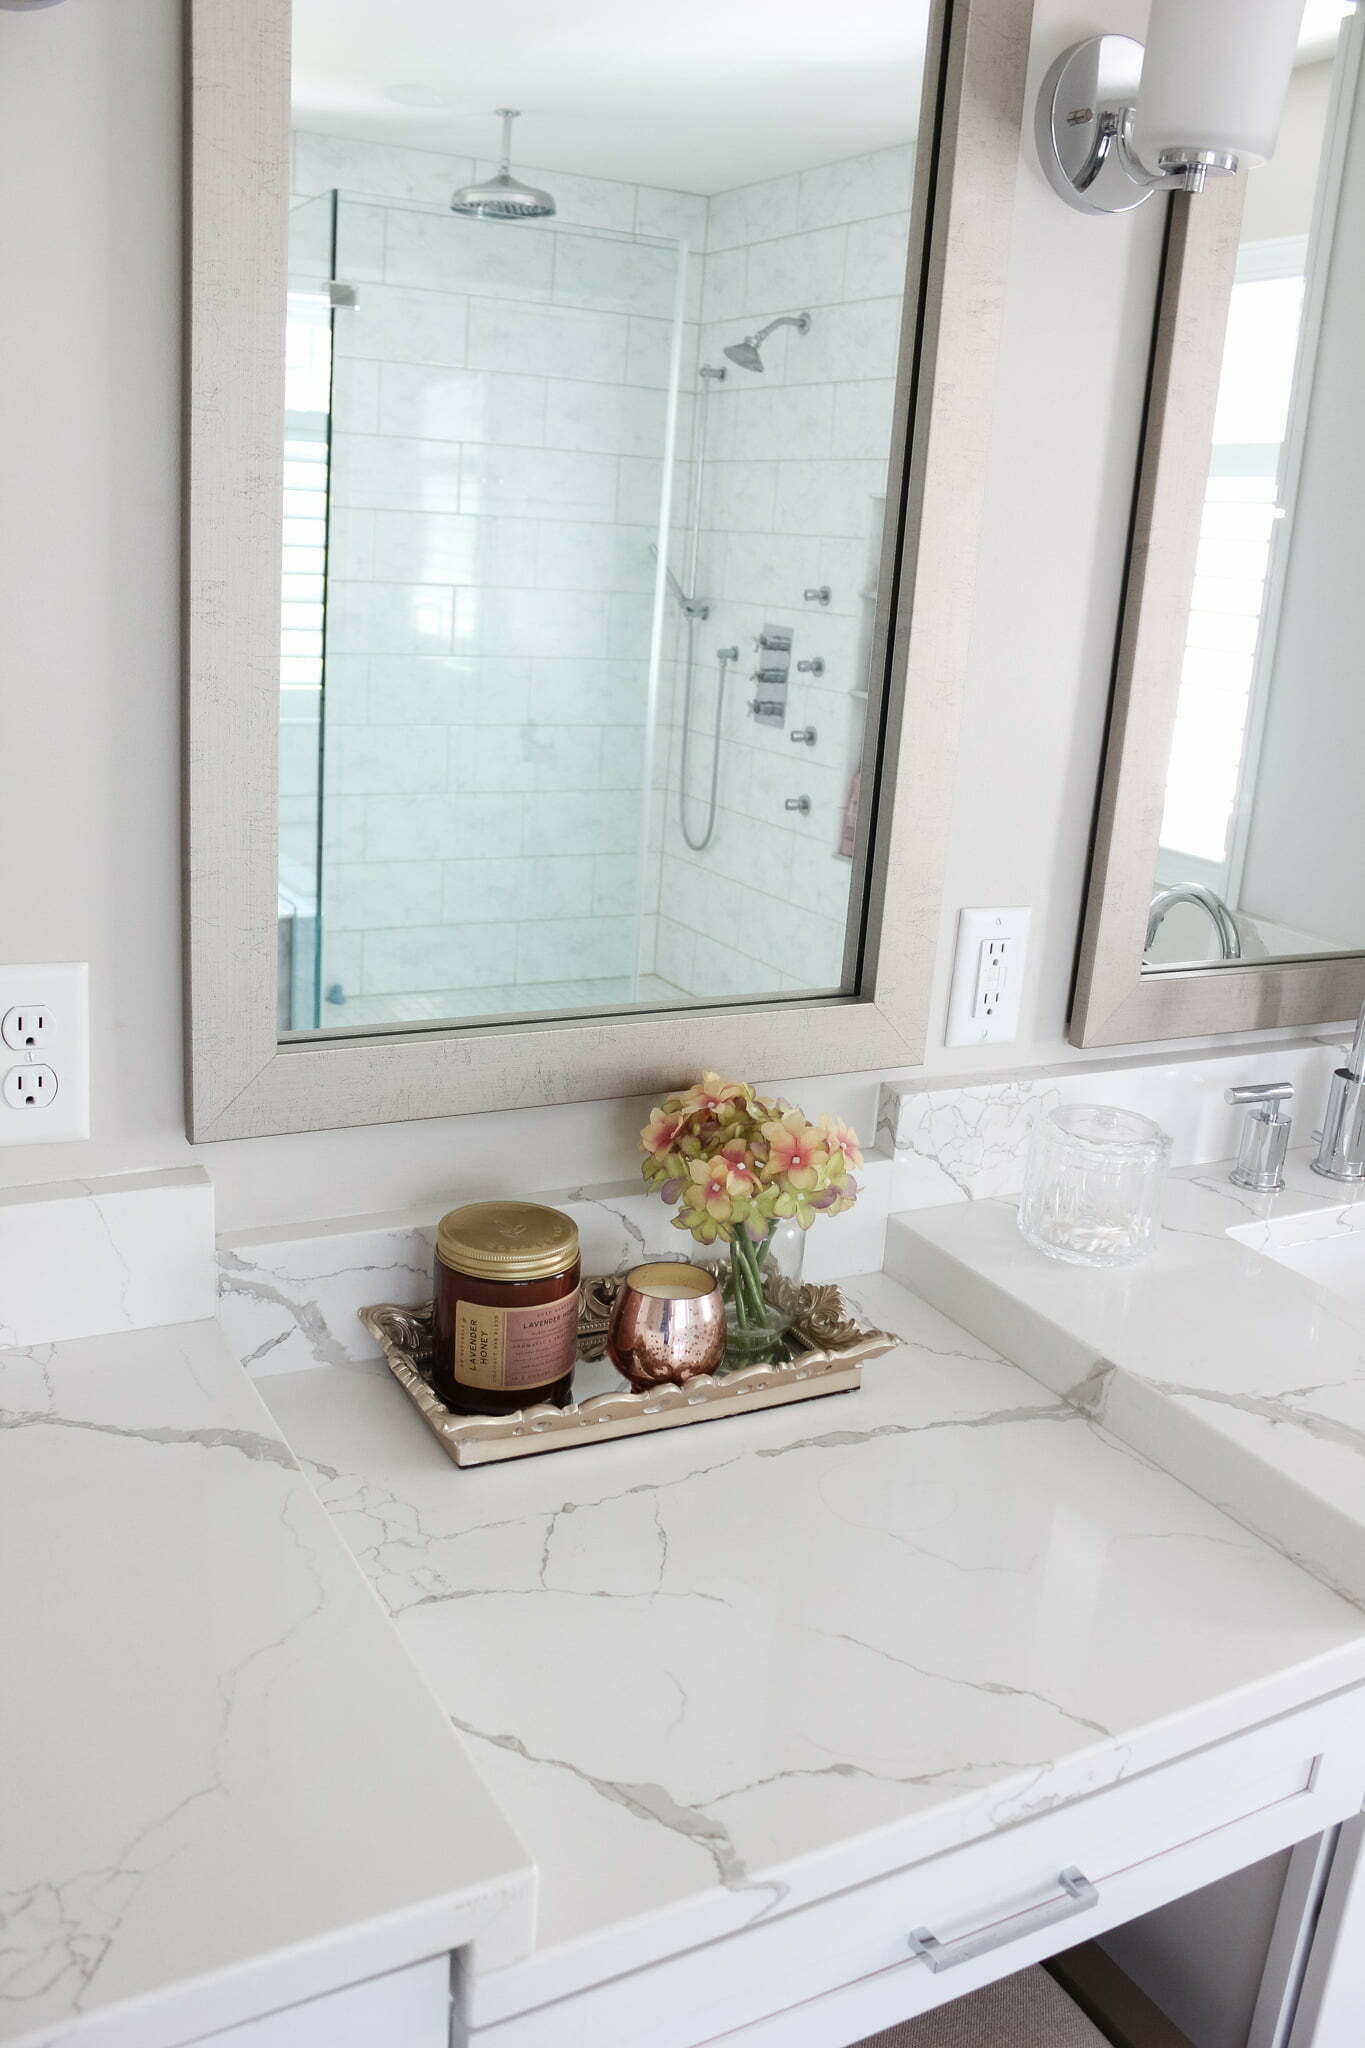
[433,1201,581,1415]
[1017,1104,1171,1268]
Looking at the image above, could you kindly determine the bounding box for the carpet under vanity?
[866,1969,1108,2046]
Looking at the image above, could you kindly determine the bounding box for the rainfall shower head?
[723,310,812,373]
[450,109,556,221]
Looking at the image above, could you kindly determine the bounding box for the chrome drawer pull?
[908,1867,1098,1972]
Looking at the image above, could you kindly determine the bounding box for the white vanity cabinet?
[1288,1819,1365,2048]
[200,1958,450,2048]
[458,1688,1365,2048]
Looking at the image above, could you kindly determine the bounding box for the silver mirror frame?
[185,0,1035,1140]
[1072,181,1365,1048]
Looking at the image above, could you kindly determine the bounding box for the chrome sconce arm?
[1039,2,1302,219]
[1039,37,1240,215]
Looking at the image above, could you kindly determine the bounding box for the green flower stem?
[729,1229,772,1328]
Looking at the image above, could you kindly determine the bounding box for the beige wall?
[6,0,1301,1237]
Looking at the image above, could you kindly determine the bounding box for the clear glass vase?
[722,1219,806,1368]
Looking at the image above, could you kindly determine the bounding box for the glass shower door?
[310,195,684,1030]
[277,189,338,1030]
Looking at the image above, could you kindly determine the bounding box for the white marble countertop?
[890,1149,1365,1606]
[0,1320,533,2048]
[257,1270,1365,2033]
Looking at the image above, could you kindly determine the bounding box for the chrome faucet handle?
[1225,1083,1293,1194]
[1346,994,1365,1082]
[1312,1005,1365,1182]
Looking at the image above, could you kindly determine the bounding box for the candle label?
[452,1291,580,1390]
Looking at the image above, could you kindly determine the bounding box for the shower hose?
[678,628,736,852]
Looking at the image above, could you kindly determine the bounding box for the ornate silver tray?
[359,1273,895,1467]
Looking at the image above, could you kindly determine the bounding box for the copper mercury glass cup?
[606,1262,726,1390]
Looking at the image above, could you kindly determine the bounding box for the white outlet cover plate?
[0,963,89,1145]
[945,908,1031,1046]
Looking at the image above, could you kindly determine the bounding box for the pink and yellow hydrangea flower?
[675,1072,751,1124]
[818,1113,864,1171]
[684,1156,743,1225]
[641,1105,686,1163]
[638,1075,861,1249]
[760,1110,828,1191]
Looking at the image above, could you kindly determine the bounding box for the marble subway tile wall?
[290,133,705,1023]
[652,145,913,1003]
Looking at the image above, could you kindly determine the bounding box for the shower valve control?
[803,585,832,606]
[796,658,825,676]
[748,625,792,728]
[790,727,818,746]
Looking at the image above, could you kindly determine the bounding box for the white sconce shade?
[1134,0,1305,171]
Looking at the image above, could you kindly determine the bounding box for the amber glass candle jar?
[433,1201,580,1416]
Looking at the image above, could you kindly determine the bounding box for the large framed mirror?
[186,0,1032,1137]
[1073,1,1365,1046]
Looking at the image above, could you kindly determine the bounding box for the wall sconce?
[1039,0,1304,215]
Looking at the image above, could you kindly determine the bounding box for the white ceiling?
[291,0,1356,198]
[290,0,930,195]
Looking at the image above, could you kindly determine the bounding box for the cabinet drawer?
[465,1686,1365,2048]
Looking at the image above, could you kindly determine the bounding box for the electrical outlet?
[0,963,89,1145]
[945,908,1030,1046]
[2,1004,51,1051]
[3,1064,59,1110]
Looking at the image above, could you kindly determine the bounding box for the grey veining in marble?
[0,1321,532,2048]
[889,1148,1365,1606]
[878,1040,1345,1211]
[258,1269,1365,2029]
[0,1170,216,1348]
[217,1166,895,1378]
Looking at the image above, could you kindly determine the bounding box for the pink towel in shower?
[838,771,860,859]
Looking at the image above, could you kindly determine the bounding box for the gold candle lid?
[436,1200,579,1282]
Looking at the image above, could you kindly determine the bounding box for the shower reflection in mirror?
[279,39,919,1033]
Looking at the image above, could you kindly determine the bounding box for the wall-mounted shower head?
[451,110,556,220]
[723,311,812,374]
[722,337,765,374]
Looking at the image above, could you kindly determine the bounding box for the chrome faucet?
[1312,998,1365,1182]
[1225,1083,1293,1194]
[1145,884,1242,961]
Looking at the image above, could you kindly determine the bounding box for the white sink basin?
[1229,1198,1365,1312]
